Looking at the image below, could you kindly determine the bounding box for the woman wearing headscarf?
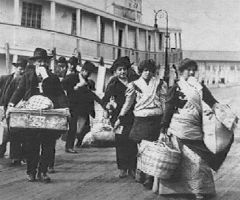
[117,59,167,189]
[155,58,233,200]
[102,56,138,178]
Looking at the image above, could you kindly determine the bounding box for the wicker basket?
[137,140,181,179]
[9,108,70,132]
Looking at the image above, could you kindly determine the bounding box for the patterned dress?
[154,77,217,197]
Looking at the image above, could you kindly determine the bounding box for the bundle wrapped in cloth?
[202,102,238,154]
[9,95,70,132]
[16,95,54,110]
[81,121,115,147]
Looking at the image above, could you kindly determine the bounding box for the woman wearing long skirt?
[117,59,167,189]
[156,58,234,200]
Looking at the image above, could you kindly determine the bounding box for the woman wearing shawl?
[102,56,138,178]
[117,59,167,189]
[156,58,233,200]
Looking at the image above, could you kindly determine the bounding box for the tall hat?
[12,58,28,68]
[29,48,53,60]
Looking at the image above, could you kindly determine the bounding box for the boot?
[119,169,128,178]
[143,175,153,190]
[128,169,135,178]
[135,169,145,183]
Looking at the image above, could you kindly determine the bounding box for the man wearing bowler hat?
[0,58,27,159]
[7,48,68,182]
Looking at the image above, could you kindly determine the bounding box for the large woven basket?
[137,140,181,179]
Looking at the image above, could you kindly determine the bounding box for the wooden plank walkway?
[0,86,240,200]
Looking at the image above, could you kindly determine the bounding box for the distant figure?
[66,56,78,75]
[0,58,27,161]
[62,61,103,153]
[55,56,68,79]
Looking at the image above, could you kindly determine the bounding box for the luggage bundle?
[202,103,238,154]
[9,95,70,133]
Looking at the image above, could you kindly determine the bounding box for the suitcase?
[9,108,70,133]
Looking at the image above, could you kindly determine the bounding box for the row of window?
[21,2,165,51]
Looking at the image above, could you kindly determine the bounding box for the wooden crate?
[9,108,70,132]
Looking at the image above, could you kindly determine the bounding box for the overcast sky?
[141,0,240,51]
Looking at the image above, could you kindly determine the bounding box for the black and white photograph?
[0,0,239,199]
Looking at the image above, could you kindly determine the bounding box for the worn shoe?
[37,172,51,183]
[27,174,36,182]
[10,159,22,166]
[135,169,145,183]
[143,176,153,190]
[65,148,78,154]
[48,167,55,174]
[128,169,136,178]
[42,173,51,183]
[119,169,128,178]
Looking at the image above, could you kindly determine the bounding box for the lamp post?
[154,9,169,85]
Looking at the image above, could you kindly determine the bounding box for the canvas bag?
[202,102,237,154]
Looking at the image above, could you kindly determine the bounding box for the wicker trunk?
[9,108,70,132]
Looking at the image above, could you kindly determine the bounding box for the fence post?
[5,43,11,74]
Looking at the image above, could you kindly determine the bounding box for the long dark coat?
[10,69,68,109]
[0,74,22,110]
[61,73,99,117]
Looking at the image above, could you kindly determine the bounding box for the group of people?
[0,47,102,183]
[102,56,233,200]
[0,47,233,200]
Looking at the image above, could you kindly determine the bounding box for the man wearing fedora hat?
[0,58,27,160]
[62,60,103,152]
[7,48,68,183]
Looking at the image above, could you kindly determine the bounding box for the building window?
[100,20,105,43]
[230,66,235,70]
[159,33,163,50]
[71,13,76,35]
[21,2,42,29]
[148,35,151,51]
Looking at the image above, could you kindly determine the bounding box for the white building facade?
[183,50,240,87]
[0,0,182,93]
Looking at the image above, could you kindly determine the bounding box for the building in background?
[183,50,240,87]
[0,0,182,93]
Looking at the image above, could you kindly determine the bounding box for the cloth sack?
[137,139,181,179]
[81,123,115,147]
[214,103,238,131]
[24,95,54,110]
[202,102,236,154]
